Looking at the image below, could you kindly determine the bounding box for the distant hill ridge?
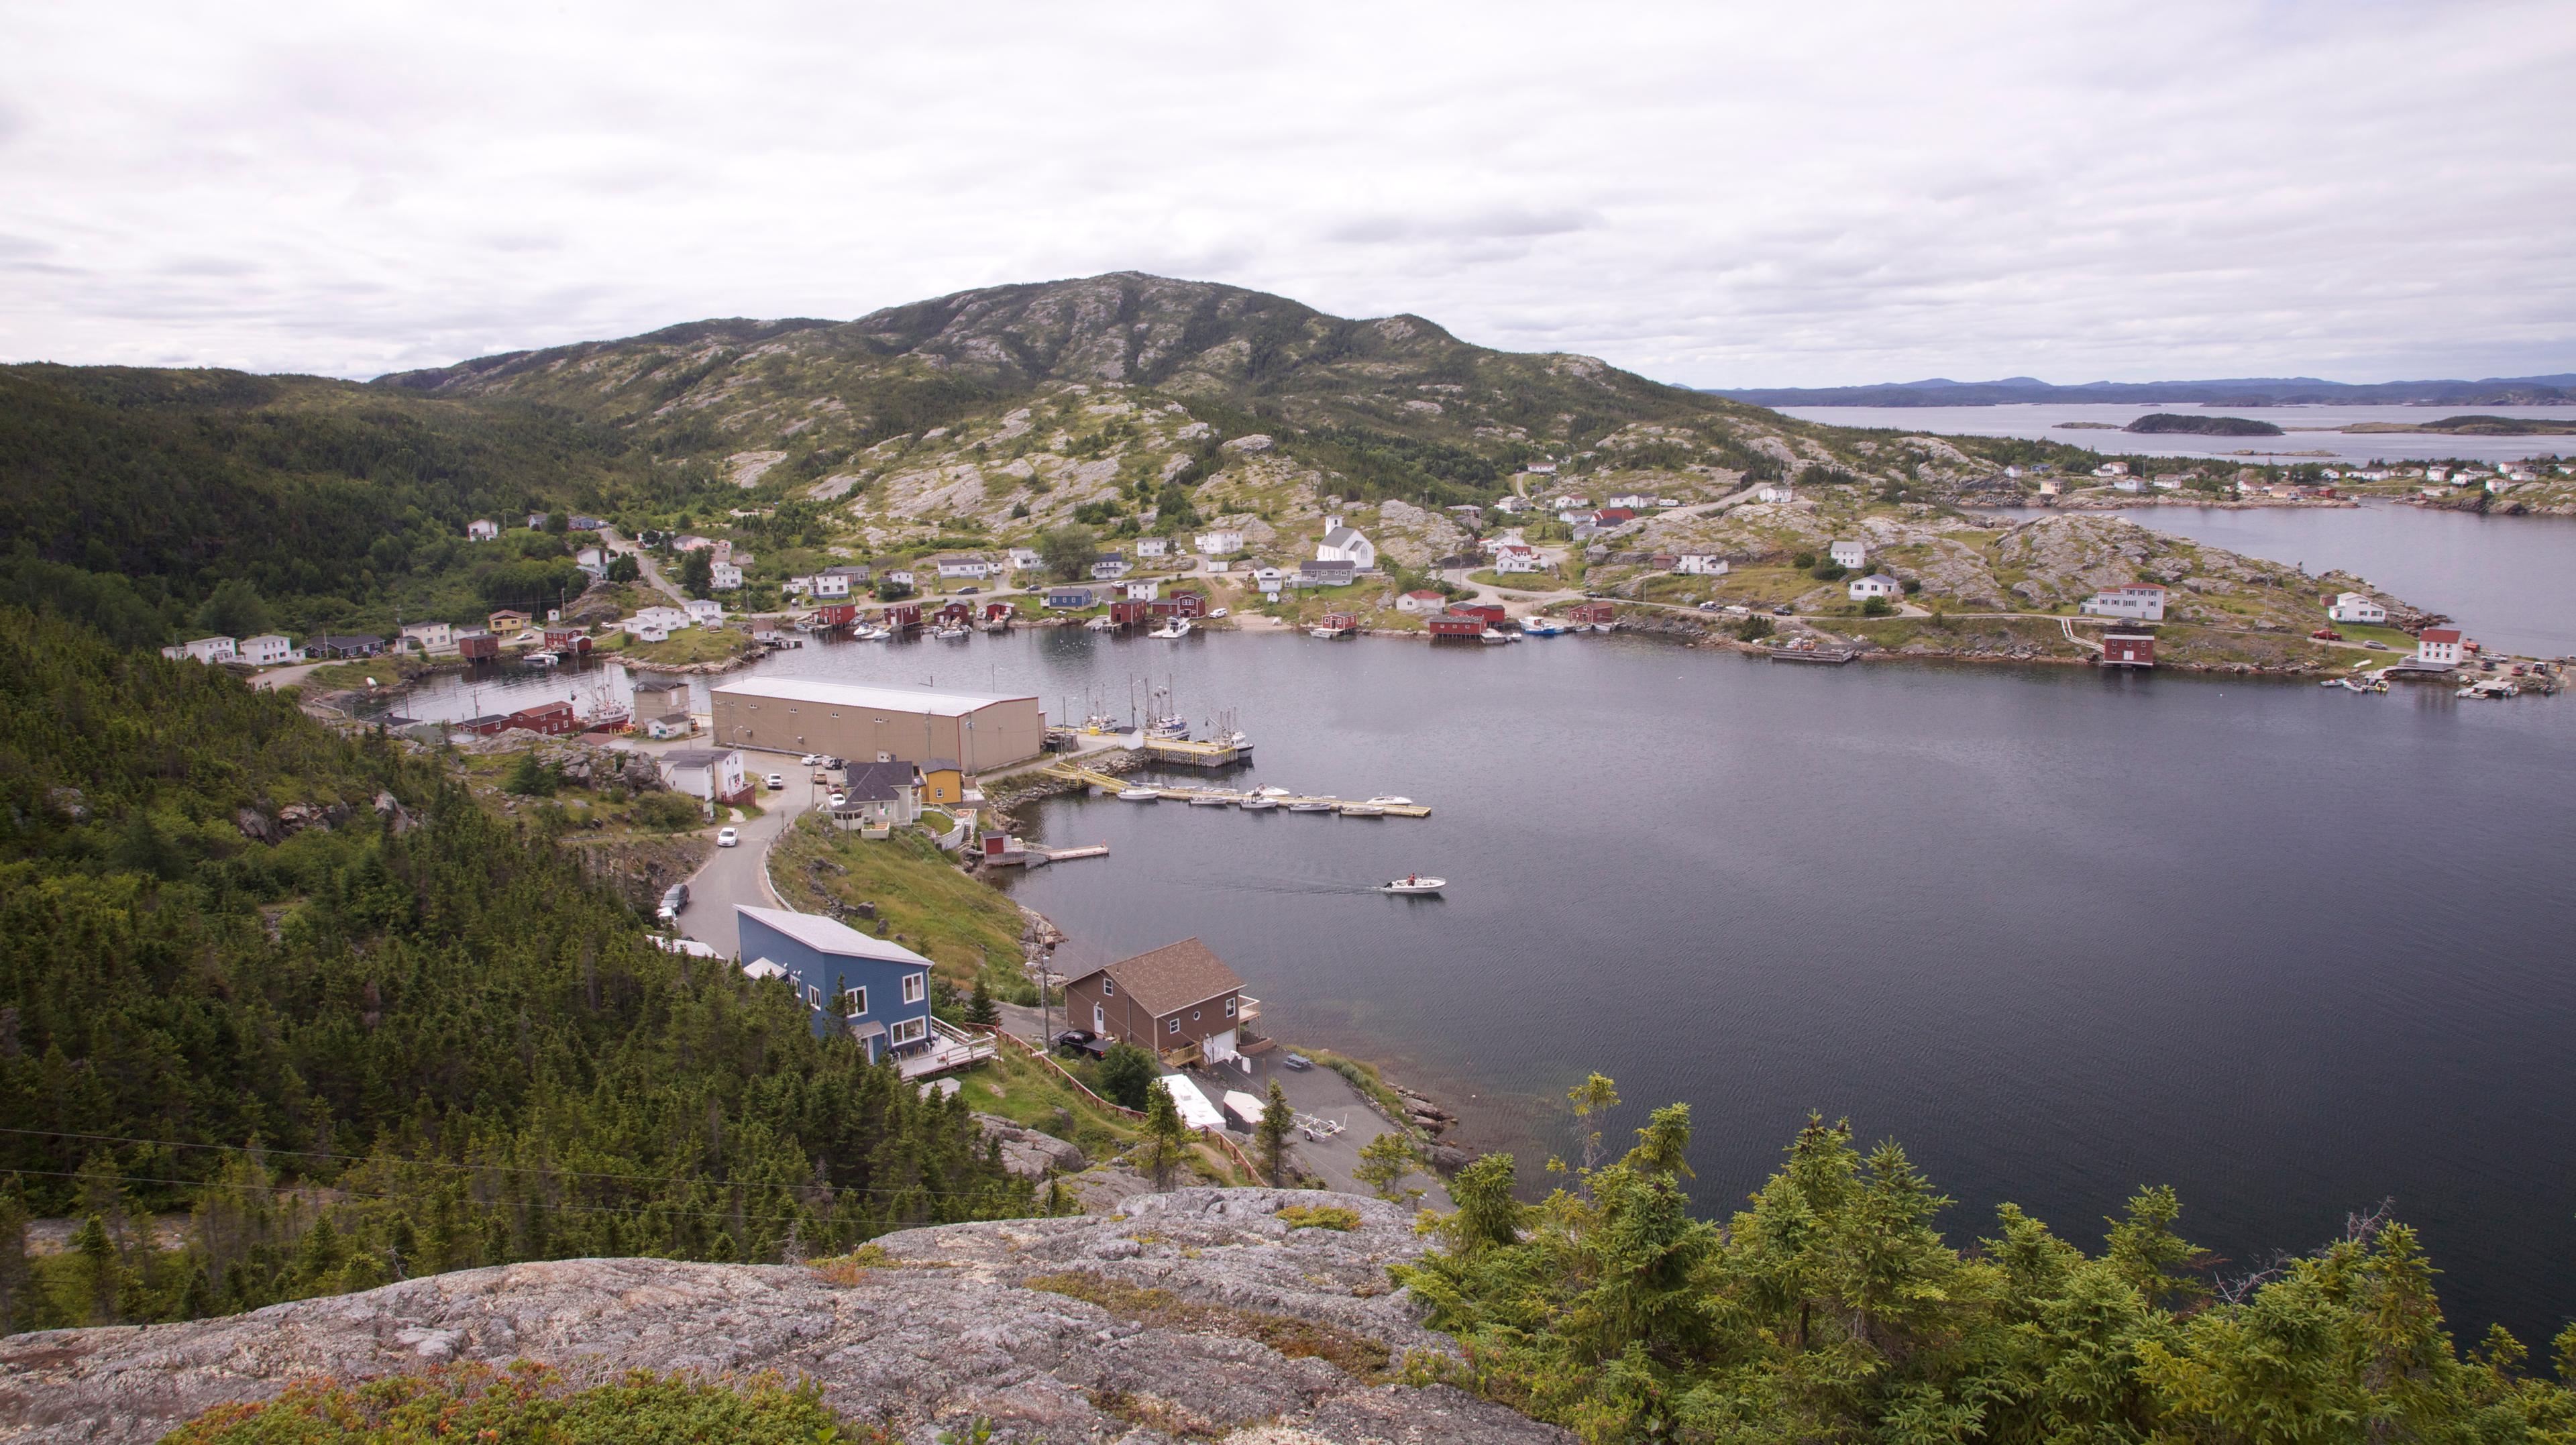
[1709,374,2576,408]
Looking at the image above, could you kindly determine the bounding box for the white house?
[1007,547,1044,571]
[1525,461,1558,476]
[1607,492,1654,510]
[1755,484,1795,504]
[709,561,743,591]
[684,598,724,625]
[2094,462,2131,478]
[884,569,916,590]
[239,634,301,666]
[1494,543,1545,574]
[1124,580,1161,602]
[1491,496,1527,515]
[1251,566,1286,596]
[657,746,748,804]
[2112,477,2145,494]
[2328,592,2388,625]
[1134,538,1169,559]
[398,621,453,652]
[1676,554,1729,576]
[574,546,609,576]
[1091,555,1132,580]
[1193,530,1243,557]
[1829,539,1868,570]
[2415,627,2463,666]
[1554,509,1589,525]
[644,712,694,740]
[812,572,852,600]
[1395,590,1448,614]
[1315,516,1377,570]
[466,519,500,541]
[630,605,691,632]
[2080,584,2168,622]
[783,575,814,596]
[161,635,239,664]
[1847,574,1903,602]
[932,555,994,581]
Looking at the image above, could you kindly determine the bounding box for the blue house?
[1045,584,1096,610]
[737,905,932,1062]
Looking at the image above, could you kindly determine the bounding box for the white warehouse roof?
[711,678,1036,718]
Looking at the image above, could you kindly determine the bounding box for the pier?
[1043,762,1432,817]
[1141,735,1251,767]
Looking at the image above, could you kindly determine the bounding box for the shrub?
[1096,1042,1156,1110]
[1277,1203,1361,1232]
[1790,551,1816,569]
[162,1360,886,1444]
[630,791,704,831]
[1736,616,1774,642]
[1862,596,1894,617]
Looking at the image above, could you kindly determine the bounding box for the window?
[844,985,867,1016]
[1191,1008,1201,1020]
[806,985,820,1008]
[1167,1018,1180,1035]
[1224,997,1236,1016]
[1102,978,1114,996]
[891,1018,926,1046]
[902,971,926,1005]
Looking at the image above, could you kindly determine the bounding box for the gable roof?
[2420,627,2462,643]
[1064,938,1244,1016]
[739,904,931,966]
[1322,526,1366,548]
[842,761,918,802]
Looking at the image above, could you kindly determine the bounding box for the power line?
[0,1126,1025,1205]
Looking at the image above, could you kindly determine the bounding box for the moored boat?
[1289,800,1337,813]
[1339,803,1387,817]
[1116,787,1161,801]
[1238,796,1277,811]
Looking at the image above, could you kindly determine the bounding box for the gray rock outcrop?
[0,1188,1566,1445]
[974,1112,1086,1177]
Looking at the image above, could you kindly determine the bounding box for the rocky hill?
[0,1189,1567,1445]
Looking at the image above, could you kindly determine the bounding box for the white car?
[715,826,740,847]
[765,773,786,790]
[827,792,847,808]
[800,753,819,766]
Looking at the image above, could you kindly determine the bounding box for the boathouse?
[1060,938,1263,1069]
[2102,633,2156,668]
[1427,615,1485,640]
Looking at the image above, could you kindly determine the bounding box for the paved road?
[600,527,691,606]
[667,753,825,959]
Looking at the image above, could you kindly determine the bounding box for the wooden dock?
[1045,763,1431,817]
[1768,646,1861,664]
[1141,736,1249,767]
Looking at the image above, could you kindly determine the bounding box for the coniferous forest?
[0,608,1028,1332]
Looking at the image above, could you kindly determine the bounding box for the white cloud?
[1,0,2570,385]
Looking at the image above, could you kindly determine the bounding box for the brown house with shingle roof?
[1061,938,1264,1067]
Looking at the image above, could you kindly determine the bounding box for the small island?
[2123,413,2284,436]
[2343,413,2576,435]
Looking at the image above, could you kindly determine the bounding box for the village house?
[628,605,692,634]
[1252,566,1286,597]
[684,598,724,625]
[1755,484,1795,504]
[2328,592,2388,625]
[569,514,608,532]
[398,621,453,652]
[1847,574,1903,602]
[643,712,693,741]
[1060,937,1260,1069]
[831,761,924,833]
[1395,589,1448,614]
[1555,508,1589,525]
[782,576,814,596]
[308,634,384,659]
[161,635,238,664]
[1046,584,1097,610]
[1134,537,1169,559]
[466,519,500,541]
[2094,462,2131,478]
[1607,492,1653,510]
[1491,496,1528,515]
[709,561,743,591]
[1593,507,1638,527]
[1091,553,1132,580]
[1315,516,1377,570]
[1829,539,1868,570]
[455,629,500,661]
[2081,584,2168,622]
[1124,579,1161,602]
[1298,559,1356,588]
[488,608,532,635]
[1494,541,1544,574]
[672,534,714,553]
[736,906,956,1071]
[1007,547,1044,571]
[932,555,994,581]
[2415,627,2463,667]
[1676,553,1729,576]
[1193,529,1244,556]
[657,746,750,805]
[235,634,300,666]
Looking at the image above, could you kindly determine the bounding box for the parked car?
[2310,628,2344,641]
[2363,640,2391,651]
[1053,1029,1102,1057]
[958,586,981,595]
[1282,1053,1312,1071]
[1772,603,1794,615]
[800,753,819,766]
[1697,600,1718,611]
[765,772,786,790]
[657,883,689,922]
[827,792,847,808]
[715,826,739,848]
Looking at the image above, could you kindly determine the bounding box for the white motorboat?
[1238,796,1276,811]
[1339,803,1387,817]
[1116,787,1161,801]
[1187,792,1234,807]
[1380,875,1445,895]
[1149,619,1193,639]
[1479,628,1515,644]
[1256,785,1293,798]
[933,624,970,640]
[1362,795,1413,807]
[525,651,559,667]
[1289,800,1337,813]
[1085,617,1114,631]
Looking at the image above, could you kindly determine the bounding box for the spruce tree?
[1141,1083,1186,1191]
[1256,1080,1295,1185]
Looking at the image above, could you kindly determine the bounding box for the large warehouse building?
[706,678,1045,773]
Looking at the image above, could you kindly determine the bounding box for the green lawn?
[610,626,749,666]
[767,815,1026,987]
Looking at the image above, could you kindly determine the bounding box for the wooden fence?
[977,1026,1269,1185]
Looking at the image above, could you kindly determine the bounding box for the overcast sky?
[5,1,2571,388]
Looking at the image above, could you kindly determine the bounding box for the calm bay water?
[1778,402,2576,466]
[378,529,2576,1346]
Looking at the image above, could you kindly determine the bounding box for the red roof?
[2420,628,2461,643]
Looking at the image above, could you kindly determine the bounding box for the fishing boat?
[1479,628,1515,645]
[1289,800,1337,813]
[1148,618,1193,639]
[1339,803,1387,818]
[932,623,970,641]
[1521,617,1566,637]
[525,651,560,667]
[1380,875,1445,895]
[1238,796,1277,811]
[1362,795,1414,807]
[1116,786,1161,801]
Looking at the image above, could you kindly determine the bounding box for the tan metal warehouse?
[707,678,1044,773]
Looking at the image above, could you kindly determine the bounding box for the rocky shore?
[0,1189,1568,1445]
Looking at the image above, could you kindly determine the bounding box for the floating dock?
[1044,763,1431,817]
[1141,736,1250,768]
